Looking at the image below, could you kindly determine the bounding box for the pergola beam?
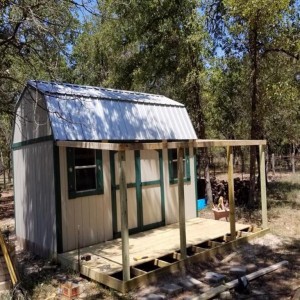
[56,139,267,151]
[57,138,269,272]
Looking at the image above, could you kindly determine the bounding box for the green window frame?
[168,148,190,184]
[67,147,103,199]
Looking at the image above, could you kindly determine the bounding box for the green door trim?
[135,150,143,229]
[194,147,198,215]
[110,151,140,238]
[159,149,166,227]
[111,149,166,238]
[137,149,165,231]
[110,151,118,237]
[140,150,166,231]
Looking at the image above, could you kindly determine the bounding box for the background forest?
[1,0,300,188]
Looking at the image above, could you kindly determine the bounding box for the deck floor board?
[59,218,250,276]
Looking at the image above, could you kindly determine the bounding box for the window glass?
[169,148,190,183]
[67,147,103,198]
[170,149,187,179]
[74,148,95,166]
[75,168,96,191]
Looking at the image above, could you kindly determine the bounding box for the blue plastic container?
[197,198,207,210]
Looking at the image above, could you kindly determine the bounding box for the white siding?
[13,141,56,255]
[13,89,52,143]
[140,150,162,226]
[116,188,137,231]
[114,151,137,232]
[142,186,162,225]
[140,150,160,182]
[163,147,197,225]
[59,148,113,252]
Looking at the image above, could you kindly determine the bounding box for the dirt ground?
[0,174,299,299]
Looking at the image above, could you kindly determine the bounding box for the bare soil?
[0,173,299,299]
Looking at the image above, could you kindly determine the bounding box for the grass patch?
[266,174,300,237]
[267,175,300,209]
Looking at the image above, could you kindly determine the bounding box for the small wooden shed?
[12,80,200,256]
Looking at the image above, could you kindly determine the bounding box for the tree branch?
[263,48,299,60]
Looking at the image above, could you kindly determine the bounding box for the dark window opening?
[168,148,190,184]
[67,147,103,199]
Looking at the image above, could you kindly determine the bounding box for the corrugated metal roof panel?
[29,80,183,107]
[32,81,197,141]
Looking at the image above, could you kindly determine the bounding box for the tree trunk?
[271,153,275,176]
[248,17,261,207]
[265,148,268,178]
[291,143,296,174]
[204,154,213,206]
[185,39,214,206]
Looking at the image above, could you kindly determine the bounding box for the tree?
[0,0,94,185]
[73,0,211,135]
[0,1,81,114]
[72,0,217,203]
[205,0,300,206]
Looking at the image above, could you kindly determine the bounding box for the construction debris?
[191,260,289,300]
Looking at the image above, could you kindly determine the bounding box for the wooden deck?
[58,218,254,281]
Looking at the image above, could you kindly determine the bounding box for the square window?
[67,148,103,198]
[168,148,190,184]
[75,167,96,191]
[75,148,96,166]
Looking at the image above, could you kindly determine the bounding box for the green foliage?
[204,0,300,150]
[72,0,211,137]
[0,0,300,158]
[0,0,80,115]
[0,0,82,178]
[205,57,251,139]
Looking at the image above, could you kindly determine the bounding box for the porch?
[58,217,267,292]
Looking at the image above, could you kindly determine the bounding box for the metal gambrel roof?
[27,80,197,141]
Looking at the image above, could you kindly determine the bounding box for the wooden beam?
[178,147,187,259]
[259,145,268,229]
[118,151,130,281]
[194,139,267,148]
[56,139,267,152]
[227,146,236,240]
[56,140,167,151]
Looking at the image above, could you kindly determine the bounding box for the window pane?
[172,161,178,178]
[74,148,95,166]
[75,168,96,191]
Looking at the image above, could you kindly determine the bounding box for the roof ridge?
[28,80,166,98]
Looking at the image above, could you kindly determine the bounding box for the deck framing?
[58,218,269,293]
[57,138,268,292]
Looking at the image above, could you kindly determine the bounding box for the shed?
[12,80,199,256]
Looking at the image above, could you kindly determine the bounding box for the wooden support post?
[227,146,236,240]
[118,151,130,281]
[259,145,268,229]
[178,147,187,259]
